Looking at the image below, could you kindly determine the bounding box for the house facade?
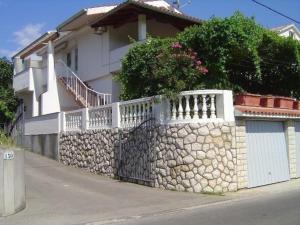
[271,23,300,41]
[10,1,300,194]
[12,0,200,120]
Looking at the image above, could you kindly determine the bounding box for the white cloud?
[0,49,16,58]
[0,23,45,58]
[13,23,45,47]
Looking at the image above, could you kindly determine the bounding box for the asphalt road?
[2,151,300,225]
[110,187,300,225]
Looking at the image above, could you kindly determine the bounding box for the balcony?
[13,68,34,93]
[109,44,133,72]
[13,60,44,93]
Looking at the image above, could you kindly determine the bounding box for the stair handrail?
[55,60,112,106]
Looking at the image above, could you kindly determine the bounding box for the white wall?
[147,19,179,38]
[24,112,60,135]
[279,29,300,41]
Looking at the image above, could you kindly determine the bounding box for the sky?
[0,0,299,59]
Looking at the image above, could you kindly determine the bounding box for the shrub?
[0,131,14,147]
[118,12,300,100]
[117,38,208,100]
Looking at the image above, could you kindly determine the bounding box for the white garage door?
[294,122,300,177]
[246,121,290,188]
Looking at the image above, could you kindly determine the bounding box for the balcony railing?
[61,90,234,132]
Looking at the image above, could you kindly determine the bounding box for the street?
[108,185,300,225]
[1,151,300,225]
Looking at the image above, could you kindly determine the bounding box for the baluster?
[210,94,216,119]
[171,100,177,120]
[132,104,136,125]
[104,109,107,126]
[202,95,208,119]
[89,112,93,127]
[127,105,131,126]
[137,103,141,124]
[143,102,147,121]
[185,95,191,120]
[193,95,199,119]
[165,98,171,121]
[178,96,183,120]
[121,106,125,126]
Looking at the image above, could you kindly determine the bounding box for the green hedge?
[117,12,300,100]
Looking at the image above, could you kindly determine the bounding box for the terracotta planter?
[293,100,300,110]
[260,96,275,108]
[274,97,294,109]
[235,93,261,107]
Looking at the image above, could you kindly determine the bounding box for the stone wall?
[285,120,298,179]
[59,122,238,193]
[235,120,248,189]
[59,129,119,176]
[155,122,237,193]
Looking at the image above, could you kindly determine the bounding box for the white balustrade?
[165,90,229,123]
[62,90,234,132]
[89,105,112,129]
[65,110,83,131]
[119,97,154,128]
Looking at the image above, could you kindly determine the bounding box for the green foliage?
[0,58,18,126]
[178,12,264,92]
[0,130,14,147]
[117,38,208,100]
[118,12,300,100]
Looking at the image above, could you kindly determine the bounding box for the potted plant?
[260,95,275,108]
[234,93,261,107]
[274,96,294,109]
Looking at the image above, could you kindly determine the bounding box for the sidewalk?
[1,151,299,225]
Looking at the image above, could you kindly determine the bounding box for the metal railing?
[55,60,112,107]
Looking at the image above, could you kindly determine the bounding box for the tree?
[0,58,18,127]
[117,38,208,100]
[118,12,300,100]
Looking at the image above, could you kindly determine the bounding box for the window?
[75,48,78,71]
[289,31,294,39]
[67,52,71,67]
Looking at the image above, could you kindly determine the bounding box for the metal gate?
[294,122,300,177]
[246,121,290,188]
[118,118,156,185]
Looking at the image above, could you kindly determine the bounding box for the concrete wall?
[0,148,25,217]
[21,134,59,160]
[24,113,61,135]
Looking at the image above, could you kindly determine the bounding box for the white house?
[271,23,300,41]
[12,0,201,120]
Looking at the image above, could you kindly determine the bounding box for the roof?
[12,31,59,59]
[91,0,202,29]
[271,23,300,38]
[235,105,300,119]
[57,4,117,31]
[13,0,202,59]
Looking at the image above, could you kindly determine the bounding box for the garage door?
[294,122,300,177]
[246,121,290,188]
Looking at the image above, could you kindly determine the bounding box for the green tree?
[118,12,300,100]
[117,38,208,100]
[0,58,18,127]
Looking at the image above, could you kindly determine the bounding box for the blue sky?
[0,0,299,58]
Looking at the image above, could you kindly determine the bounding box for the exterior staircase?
[55,60,112,108]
